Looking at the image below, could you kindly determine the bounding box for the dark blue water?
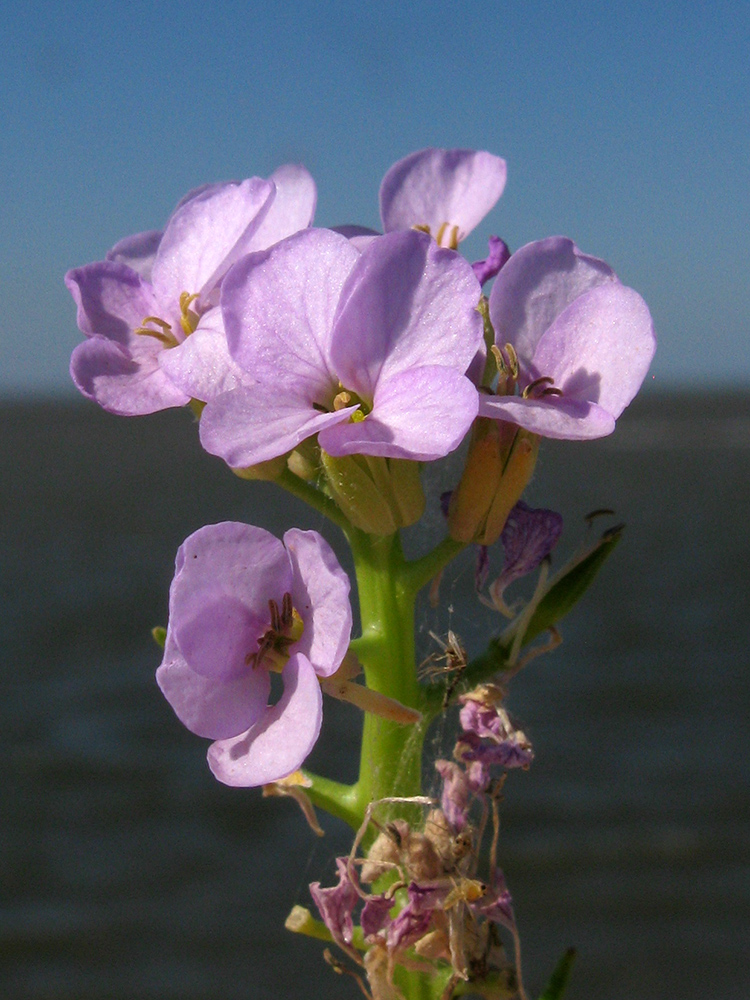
[2,392,749,999]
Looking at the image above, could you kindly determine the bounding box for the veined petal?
[156,631,271,740]
[331,229,483,399]
[106,229,162,281]
[320,366,478,460]
[244,163,317,251]
[478,393,615,440]
[221,227,358,392]
[207,654,323,787]
[158,308,250,402]
[66,260,161,345]
[151,177,275,303]
[70,336,189,415]
[533,283,656,418]
[199,385,356,468]
[380,148,507,242]
[283,529,352,678]
[488,237,616,364]
[169,523,293,668]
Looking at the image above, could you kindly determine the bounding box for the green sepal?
[151,626,167,649]
[522,524,624,646]
[538,947,576,1000]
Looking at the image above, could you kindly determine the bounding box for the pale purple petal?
[106,229,162,281]
[380,148,507,242]
[199,385,356,468]
[533,283,656,418]
[283,529,352,678]
[70,336,189,415]
[320,366,478,460]
[472,235,511,285]
[169,524,292,676]
[221,227,359,393]
[158,308,250,402]
[331,229,483,399]
[156,630,271,740]
[245,163,317,250]
[331,224,380,240]
[207,654,323,786]
[478,393,616,440]
[488,237,616,364]
[65,261,162,345]
[151,178,275,303]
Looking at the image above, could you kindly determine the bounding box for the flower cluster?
[67,143,656,1000]
[67,146,654,455]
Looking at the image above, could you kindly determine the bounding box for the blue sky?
[1,1,748,396]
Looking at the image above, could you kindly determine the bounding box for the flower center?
[246,592,304,672]
[314,383,370,424]
[133,291,201,348]
[412,222,460,250]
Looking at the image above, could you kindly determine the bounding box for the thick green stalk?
[346,529,429,819]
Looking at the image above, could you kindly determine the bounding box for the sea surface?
[2,391,749,999]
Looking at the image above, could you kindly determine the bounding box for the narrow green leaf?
[522,525,624,646]
[538,947,576,1000]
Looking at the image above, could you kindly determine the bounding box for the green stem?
[275,467,351,531]
[346,530,429,820]
[402,535,466,597]
[300,771,362,831]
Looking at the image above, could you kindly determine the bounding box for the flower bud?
[448,418,539,545]
[321,452,425,535]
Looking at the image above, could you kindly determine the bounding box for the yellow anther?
[504,342,519,378]
[434,223,460,250]
[490,343,508,377]
[179,291,201,337]
[412,223,432,235]
[133,316,178,348]
[246,593,304,672]
[333,390,352,411]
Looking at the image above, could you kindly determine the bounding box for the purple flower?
[479,237,656,439]
[486,501,563,613]
[380,148,507,248]
[67,166,317,414]
[310,857,360,947]
[199,227,483,467]
[156,521,351,787]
